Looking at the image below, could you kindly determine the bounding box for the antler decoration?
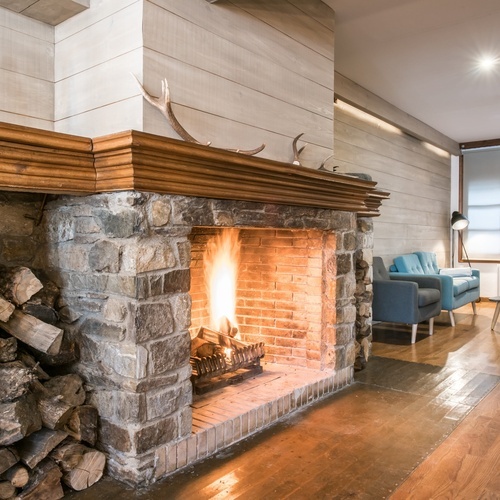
[292,133,307,165]
[318,154,338,172]
[133,75,265,156]
[134,75,209,146]
[292,134,338,171]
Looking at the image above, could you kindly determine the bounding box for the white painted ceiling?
[323,0,500,144]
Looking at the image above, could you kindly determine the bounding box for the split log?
[64,405,98,446]
[20,303,58,326]
[0,395,42,446]
[0,310,63,355]
[0,480,15,499]
[30,339,76,366]
[36,398,74,431]
[0,361,33,403]
[0,448,18,475]
[43,374,86,407]
[1,463,29,488]
[51,441,105,491]
[16,458,64,500]
[16,428,68,469]
[0,267,43,306]
[27,278,59,309]
[0,296,14,322]
[16,351,50,381]
[0,337,17,363]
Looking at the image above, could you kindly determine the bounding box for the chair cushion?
[393,254,425,274]
[418,288,441,307]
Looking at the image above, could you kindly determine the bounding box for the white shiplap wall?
[51,0,336,160]
[0,8,54,129]
[54,0,143,137]
[333,92,453,269]
[142,0,335,163]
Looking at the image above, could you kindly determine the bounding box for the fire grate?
[190,327,265,395]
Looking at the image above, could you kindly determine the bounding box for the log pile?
[0,266,105,498]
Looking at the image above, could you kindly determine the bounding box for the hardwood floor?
[68,301,500,499]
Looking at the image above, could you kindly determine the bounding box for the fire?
[204,229,241,333]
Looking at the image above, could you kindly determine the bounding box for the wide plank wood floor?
[68,301,500,499]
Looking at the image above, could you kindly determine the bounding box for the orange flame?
[204,229,240,332]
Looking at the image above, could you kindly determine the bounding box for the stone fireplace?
[0,123,388,486]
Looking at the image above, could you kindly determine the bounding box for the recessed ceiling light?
[478,55,497,71]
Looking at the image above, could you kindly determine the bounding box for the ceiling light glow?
[478,55,497,71]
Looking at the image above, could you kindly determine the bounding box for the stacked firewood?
[0,266,105,499]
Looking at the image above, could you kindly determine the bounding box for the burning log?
[191,323,265,394]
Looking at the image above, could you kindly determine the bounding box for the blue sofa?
[389,251,480,326]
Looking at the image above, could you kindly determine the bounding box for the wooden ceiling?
[0,0,89,25]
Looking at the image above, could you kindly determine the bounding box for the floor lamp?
[451,211,471,267]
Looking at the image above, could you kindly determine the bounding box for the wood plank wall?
[1,0,336,165]
[54,0,143,137]
[333,83,453,268]
[0,8,54,129]
[142,0,335,163]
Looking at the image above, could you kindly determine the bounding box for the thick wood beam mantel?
[0,122,389,217]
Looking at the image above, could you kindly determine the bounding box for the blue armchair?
[390,251,480,326]
[372,257,442,343]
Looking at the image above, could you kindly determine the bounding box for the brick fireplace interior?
[189,227,326,369]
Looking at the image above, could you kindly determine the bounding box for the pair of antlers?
[135,76,336,169]
[134,75,265,156]
[292,133,337,171]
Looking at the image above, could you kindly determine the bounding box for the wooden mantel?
[0,122,389,217]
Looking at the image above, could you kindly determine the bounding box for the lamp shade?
[451,211,469,230]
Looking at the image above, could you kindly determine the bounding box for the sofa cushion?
[414,251,440,274]
[453,278,471,295]
[452,276,480,296]
[417,288,441,307]
[393,254,425,274]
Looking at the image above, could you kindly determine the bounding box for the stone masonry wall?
[354,217,374,370]
[0,190,359,485]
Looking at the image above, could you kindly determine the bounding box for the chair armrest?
[374,280,419,303]
[388,273,441,291]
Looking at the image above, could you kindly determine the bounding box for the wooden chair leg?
[429,317,434,336]
[411,324,418,344]
[492,303,500,330]
[472,301,477,315]
[449,310,455,327]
